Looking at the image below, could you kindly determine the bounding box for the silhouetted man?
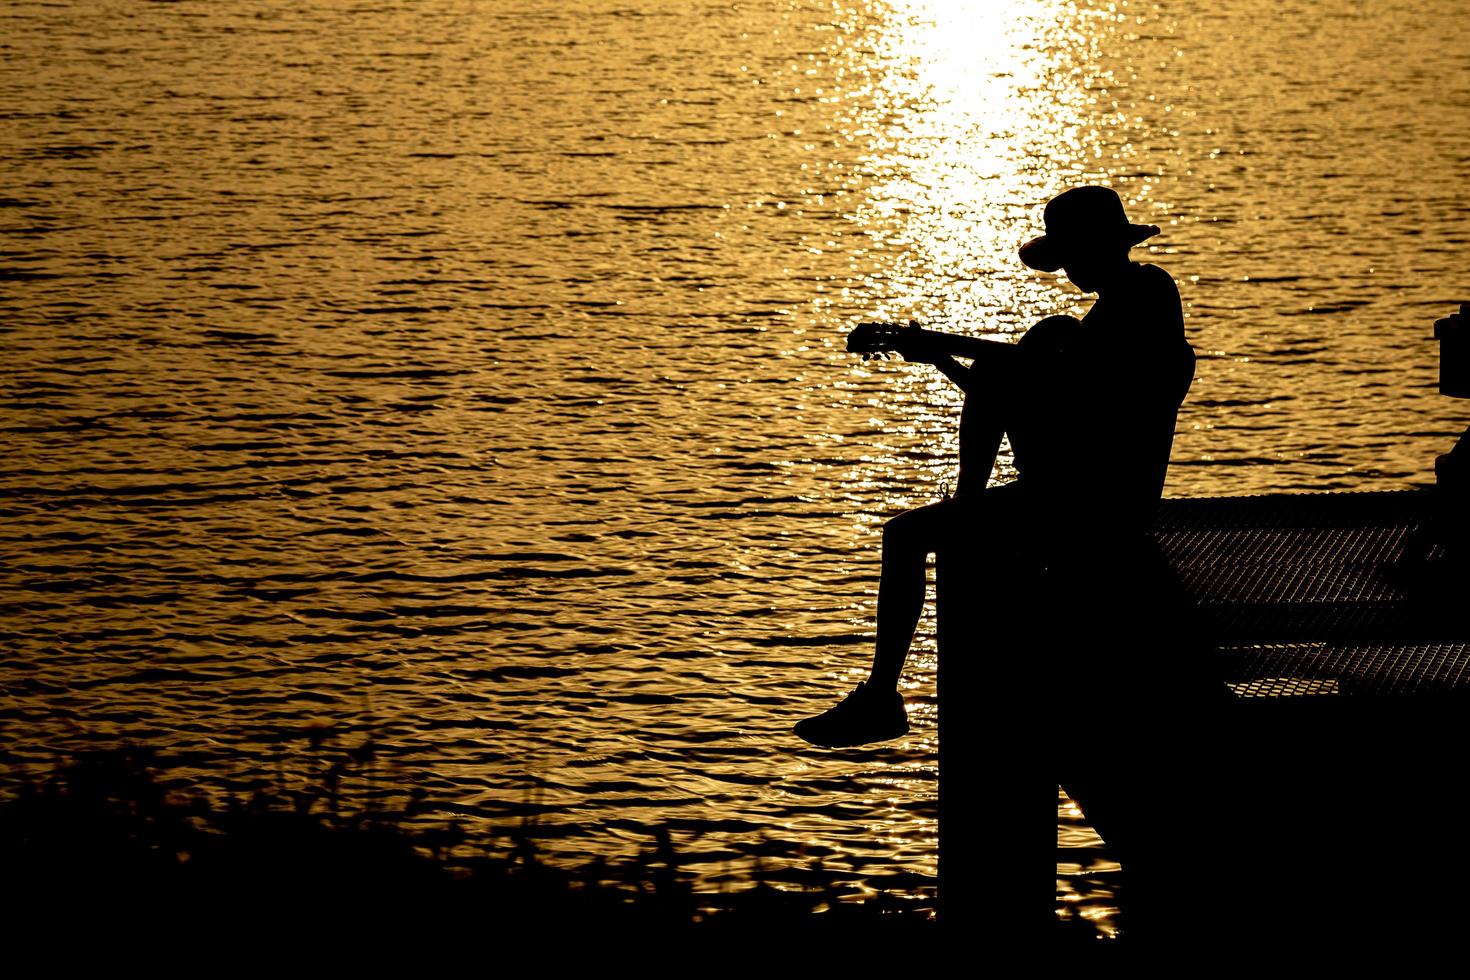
[796,185,1196,747]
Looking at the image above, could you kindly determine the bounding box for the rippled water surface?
[4,0,1468,930]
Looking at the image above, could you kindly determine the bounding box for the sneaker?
[794,681,908,747]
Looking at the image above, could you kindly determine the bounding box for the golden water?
[3,0,1468,930]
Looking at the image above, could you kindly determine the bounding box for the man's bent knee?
[882,500,953,551]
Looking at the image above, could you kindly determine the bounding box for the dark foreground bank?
[0,740,1110,950]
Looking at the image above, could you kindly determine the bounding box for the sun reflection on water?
[839,0,1139,539]
[835,0,1149,527]
[854,0,1111,325]
[831,1,1141,923]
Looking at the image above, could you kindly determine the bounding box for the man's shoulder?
[1128,262,1179,292]
[1125,262,1183,318]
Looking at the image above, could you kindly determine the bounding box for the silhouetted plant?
[0,741,1108,945]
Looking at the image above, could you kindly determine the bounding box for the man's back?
[1006,263,1194,534]
[1076,262,1195,522]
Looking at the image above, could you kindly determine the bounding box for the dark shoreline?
[10,742,1099,943]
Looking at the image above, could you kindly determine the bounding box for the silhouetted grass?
[0,739,1112,948]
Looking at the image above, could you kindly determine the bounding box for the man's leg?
[859,380,1008,689]
[794,498,954,747]
[868,499,952,691]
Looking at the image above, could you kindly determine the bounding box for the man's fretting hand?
[892,321,947,364]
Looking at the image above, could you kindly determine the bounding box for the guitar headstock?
[846,320,919,360]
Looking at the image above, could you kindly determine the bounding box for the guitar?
[846,316,1081,362]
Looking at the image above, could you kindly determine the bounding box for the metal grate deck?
[1153,490,1470,697]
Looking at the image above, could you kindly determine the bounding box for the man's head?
[1019,186,1159,289]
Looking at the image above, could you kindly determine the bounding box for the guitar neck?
[913,326,1017,362]
[848,320,1020,364]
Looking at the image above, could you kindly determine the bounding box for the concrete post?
[935,530,1053,940]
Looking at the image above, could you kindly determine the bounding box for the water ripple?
[1,0,1467,932]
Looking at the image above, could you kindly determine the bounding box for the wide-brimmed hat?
[1019,186,1160,272]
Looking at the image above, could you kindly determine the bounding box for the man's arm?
[896,327,1018,371]
[929,353,977,393]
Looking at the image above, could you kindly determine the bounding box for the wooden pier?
[936,487,1470,946]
